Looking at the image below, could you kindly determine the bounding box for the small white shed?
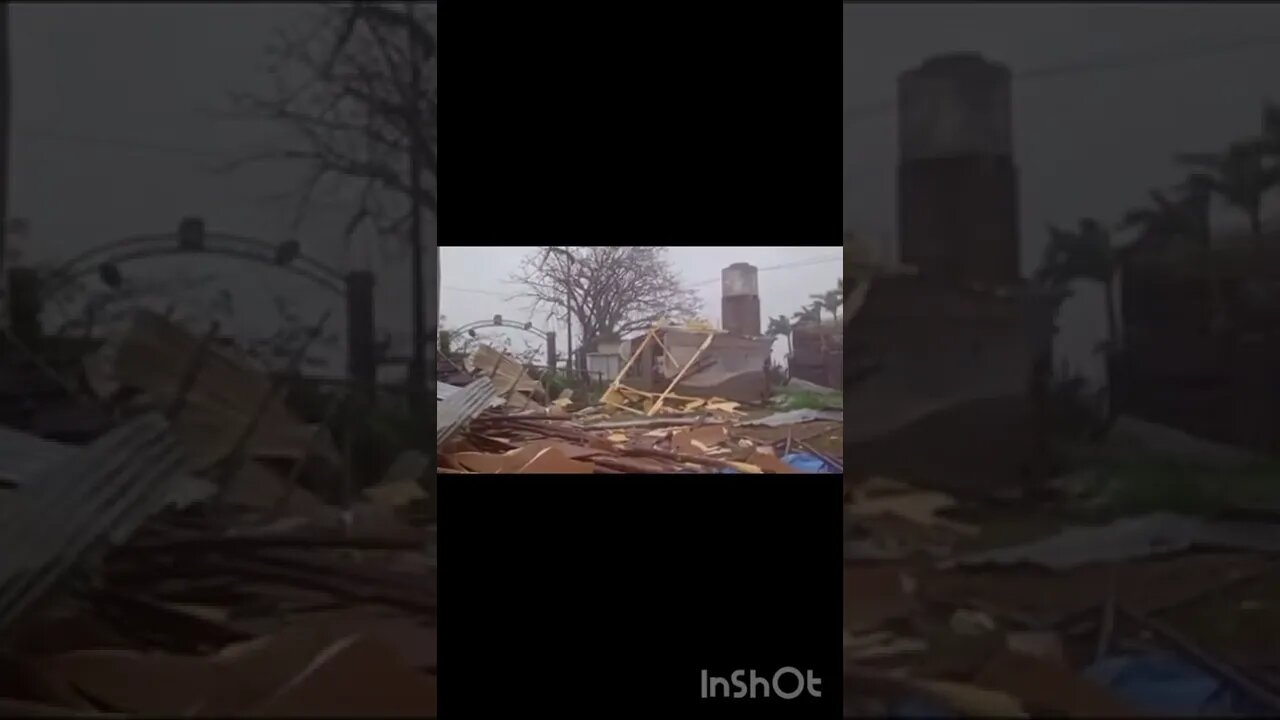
[585,351,622,382]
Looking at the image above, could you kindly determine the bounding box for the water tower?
[721,262,761,336]
[897,52,1020,285]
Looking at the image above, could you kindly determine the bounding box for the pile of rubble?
[437,339,843,474]
[844,472,1280,717]
[0,311,436,716]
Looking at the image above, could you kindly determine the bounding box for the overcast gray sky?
[845,2,1280,385]
[8,3,429,374]
[845,2,1280,262]
[439,246,843,369]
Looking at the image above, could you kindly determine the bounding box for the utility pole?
[548,247,575,373]
[405,2,428,413]
[0,2,10,283]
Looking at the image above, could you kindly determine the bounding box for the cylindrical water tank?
[721,262,759,298]
[898,53,1012,162]
[721,263,761,336]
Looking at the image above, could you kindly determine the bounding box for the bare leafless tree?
[226,2,436,394]
[511,247,702,360]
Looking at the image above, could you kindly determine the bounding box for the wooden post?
[647,332,715,416]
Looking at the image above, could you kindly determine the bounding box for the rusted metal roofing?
[436,377,497,446]
[0,412,193,632]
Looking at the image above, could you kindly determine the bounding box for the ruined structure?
[842,53,1049,493]
[616,326,772,404]
[844,277,1050,491]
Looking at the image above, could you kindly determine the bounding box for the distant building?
[1118,236,1280,453]
[791,321,842,390]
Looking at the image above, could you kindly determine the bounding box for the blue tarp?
[886,651,1270,718]
[716,451,840,474]
[781,452,839,473]
[1084,652,1268,716]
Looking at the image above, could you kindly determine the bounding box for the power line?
[689,254,843,286]
[445,256,844,296]
[15,127,228,158]
[444,285,511,297]
[12,35,1280,160]
[844,33,1280,128]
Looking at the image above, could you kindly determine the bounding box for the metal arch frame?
[451,318,550,341]
[39,232,349,299]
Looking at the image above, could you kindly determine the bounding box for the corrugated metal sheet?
[0,427,66,486]
[436,377,497,446]
[0,412,193,632]
[438,380,505,408]
[0,425,214,506]
[950,513,1280,571]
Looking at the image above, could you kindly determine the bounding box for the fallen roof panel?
[436,377,498,446]
[0,412,194,633]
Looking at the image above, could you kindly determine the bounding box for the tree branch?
[225,2,437,246]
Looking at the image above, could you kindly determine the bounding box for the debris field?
[0,310,436,716]
[844,470,1280,717]
[437,335,844,474]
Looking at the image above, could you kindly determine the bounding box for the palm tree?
[810,288,843,324]
[1177,140,1279,247]
[792,301,822,326]
[1117,174,1224,332]
[766,314,794,360]
[1038,218,1121,354]
[1118,189,1183,250]
[836,276,853,308]
[1037,218,1124,420]
[1178,172,1216,244]
[1176,173,1228,332]
[1264,101,1280,149]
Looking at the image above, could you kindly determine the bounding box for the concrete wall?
[844,278,1034,442]
[661,328,772,375]
[843,277,1040,492]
